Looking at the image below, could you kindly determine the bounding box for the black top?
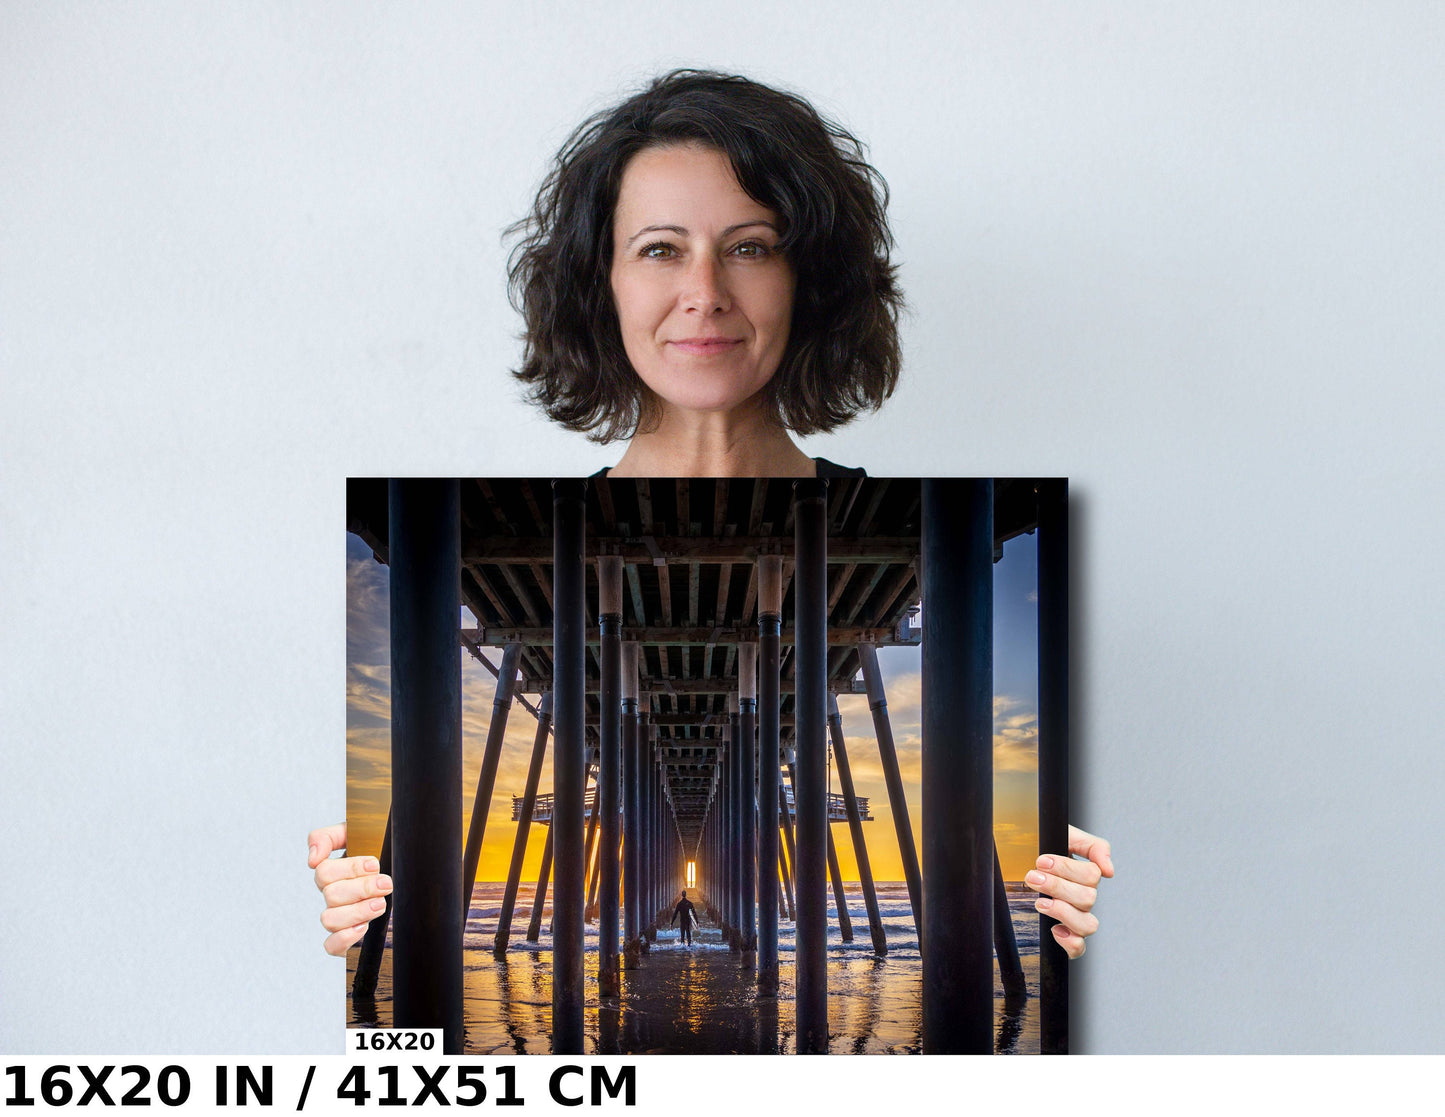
[589,456,865,479]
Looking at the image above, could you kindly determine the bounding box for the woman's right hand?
[308,823,392,956]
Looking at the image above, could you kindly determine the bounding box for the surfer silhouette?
[671,891,697,946]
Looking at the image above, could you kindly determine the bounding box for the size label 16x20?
[346,1028,444,1056]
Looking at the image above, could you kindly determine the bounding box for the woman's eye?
[639,242,676,259]
[731,241,769,258]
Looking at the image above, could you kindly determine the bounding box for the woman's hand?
[1024,825,1113,960]
[308,823,392,957]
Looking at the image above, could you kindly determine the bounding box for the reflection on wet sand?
[347,889,1041,1054]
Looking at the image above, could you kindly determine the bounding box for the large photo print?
[342,476,1070,1055]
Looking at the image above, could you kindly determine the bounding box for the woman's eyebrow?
[622,220,779,248]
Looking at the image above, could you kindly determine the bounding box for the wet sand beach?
[349,882,1040,1054]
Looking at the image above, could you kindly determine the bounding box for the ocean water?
[348,880,1041,1054]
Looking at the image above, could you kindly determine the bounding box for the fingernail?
[364,858,379,873]
[1037,856,1055,870]
[309,845,318,863]
[377,875,393,891]
[1026,870,1046,886]
[369,898,386,912]
[1053,924,1069,937]
[1036,897,1053,911]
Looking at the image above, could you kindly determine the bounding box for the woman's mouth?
[669,337,743,355]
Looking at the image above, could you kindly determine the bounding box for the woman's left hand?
[1025,825,1114,959]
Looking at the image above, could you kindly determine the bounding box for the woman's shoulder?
[589,459,865,479]
[811,457,867,478]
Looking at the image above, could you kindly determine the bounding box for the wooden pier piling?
[858,643,923,949]
[387,479,463,1054]
[757,555,782,990]
[494,691,552,956]
[920,479,994,1054]
[792,478,829,1054]
[828,693,886,955]
[462,643,521,930]
[1037,479,1069,1055]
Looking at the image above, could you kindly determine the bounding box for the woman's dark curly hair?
[507,69,903,443]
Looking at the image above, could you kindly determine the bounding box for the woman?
[312,70,1112,960]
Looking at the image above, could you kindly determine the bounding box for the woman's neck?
[608,400,815,478]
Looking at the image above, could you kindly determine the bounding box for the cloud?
[993,694,1038,773]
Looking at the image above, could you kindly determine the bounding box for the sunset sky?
[347,529,1043,884]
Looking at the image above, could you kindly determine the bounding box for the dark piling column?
[388,479,463,1054]
[526,822,554,942]
[729,710,742,951]
[1037,479,1070,1054]
[719,731,731,943]
[582,757,600,919]
[622,643,642,968]
[994,842,1026,999]
[779,765,798,921]
[920,478,994,1054]
[598,560,624,994]
[639,734,651,952]
[641,728,655,948]
[646,749,657,940]
[352,810,392,998]
[824,820,854,943]
[462,642,522,930]
[779,840,796,922]
[737,642,759,969]
[858,644,923,949]
[551,477,587,1054]
[496,692,552,955]
[586,831,602,920]
[828,694,886,955]
[793,477,829,1053]
[757,554,782,990]
[659,764,668,926]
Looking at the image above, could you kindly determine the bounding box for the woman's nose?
[680,255,731,314]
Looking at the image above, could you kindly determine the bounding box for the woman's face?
[609,143,795,420]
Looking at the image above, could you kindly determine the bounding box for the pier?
[346,477,1067,1055]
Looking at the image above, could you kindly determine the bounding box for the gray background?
[3,3,1441,1053]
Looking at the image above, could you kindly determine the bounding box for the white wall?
[4,2,1442,1053]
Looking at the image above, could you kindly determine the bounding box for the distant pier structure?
[346,477,1068,1055]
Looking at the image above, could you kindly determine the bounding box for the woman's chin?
[647,379,772,423]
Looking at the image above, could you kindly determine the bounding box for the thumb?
[1067,825,1114,878]
[307,822,348,869]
